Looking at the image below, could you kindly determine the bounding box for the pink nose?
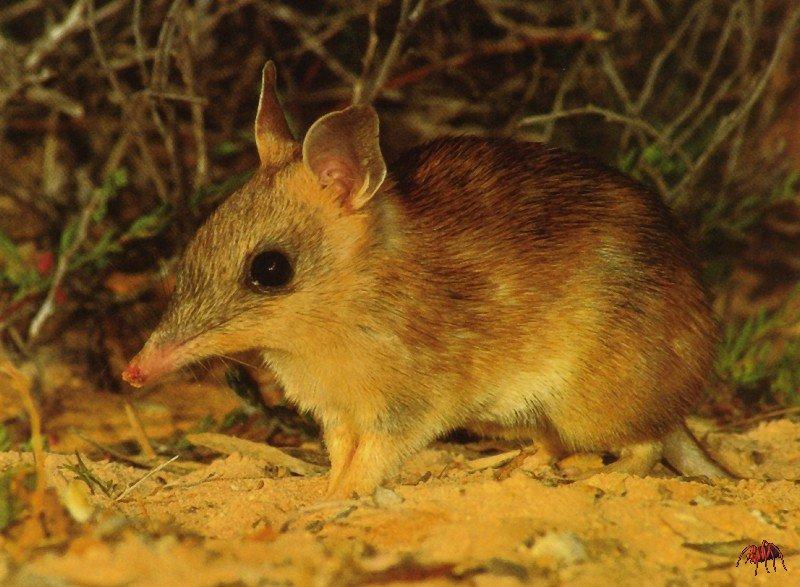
[121,342,184,388]
[122,363,147,387]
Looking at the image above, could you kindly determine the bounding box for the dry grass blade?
[185,432,325,476]
[115,454,179,501]
[123,401,157,459]
[467,449,521,471]
[74,432,200,472]
[0,351,46,540]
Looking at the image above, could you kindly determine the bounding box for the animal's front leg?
[323,422,358,498]
[327,431,406,499]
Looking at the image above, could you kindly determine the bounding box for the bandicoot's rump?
[124,62,731,499]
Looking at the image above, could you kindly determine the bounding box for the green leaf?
[74,228,121,270]
[0,229,23,265]
[92,168,129,223]
[212,141,243,157]
[59,218,79,255]
[123,205,170,241]
[0,229,40,289]
[60,452,120,499]
[617,148,638,173]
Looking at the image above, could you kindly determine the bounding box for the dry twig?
[353,0,429,105]
[27,179,104,340]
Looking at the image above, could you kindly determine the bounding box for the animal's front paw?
[325,476,380,500]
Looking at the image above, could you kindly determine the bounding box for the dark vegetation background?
[1,0,800,438]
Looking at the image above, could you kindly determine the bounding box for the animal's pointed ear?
[302,105,387,210]
[255,61,297,165]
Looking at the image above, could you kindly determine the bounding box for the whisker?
[216,353,261,370]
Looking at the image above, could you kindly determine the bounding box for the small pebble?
[690,495,713,507]
[373,486,404,507]
[522,532,588,567]
[60,479,94,523]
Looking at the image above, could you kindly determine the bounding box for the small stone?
[59,479,94,523]
[359,552,403,572]
[306,520,325,533]
[373,486,404,507]
[750,509,771,525]
[522,532,588,568]
[690,495,713,507]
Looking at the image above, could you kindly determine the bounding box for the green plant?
[0,468,24,530]
[225,366,269,412]
[699,171,799,244]
[61,452,120,499]
[618,143,687,183]
[18,434,48,453]
[171,414,217,452]
[0,424,10,451]
[0,231,48,302]
[716,289,800,404]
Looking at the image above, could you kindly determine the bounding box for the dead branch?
[353,0,429,105]
[673,3,800,199]
[27,174,102,340]
[519,105,691,170]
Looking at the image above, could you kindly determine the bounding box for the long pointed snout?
[122,342,186,388]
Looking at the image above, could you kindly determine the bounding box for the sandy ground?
[1,378,799,586]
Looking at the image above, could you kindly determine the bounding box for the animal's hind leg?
[463,421,565,470]
[601,440,663,476]
[522,431,565,472]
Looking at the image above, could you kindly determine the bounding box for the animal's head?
[122,62,388,387]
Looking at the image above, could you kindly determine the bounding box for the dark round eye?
[248,250,293,290]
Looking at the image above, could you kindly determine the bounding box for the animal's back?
[383,137,717,448]
[391,136,692,274]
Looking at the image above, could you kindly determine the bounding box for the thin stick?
[673,4,800,197]
[519,104,691,169]
[268,3,357,85]
[385,34,599,93]
[664,1,741,136]
[0,0,128,112]
[722,406,800,431]
[354,0,429,105]
[351,2,380,104]
[115,455,179,501]
[124,401,157,459]
[85,0,170,201]
[27,180,104,340]
[73,432,193,471]
[634,0,711,114]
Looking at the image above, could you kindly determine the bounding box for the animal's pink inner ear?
[302,105,386,210]
[311,155,358,201]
